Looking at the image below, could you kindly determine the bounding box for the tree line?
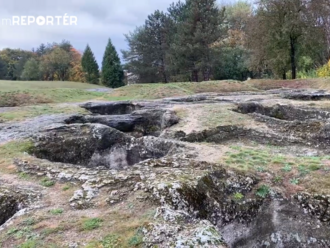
[0,39,124,88]
[122,0,330,82]
[1,0,330,85]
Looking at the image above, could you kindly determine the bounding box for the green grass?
[0,80,255,108]
[232,192,244,201]
[0,89,111,107]
[0,80,110,107]
[86,234,122,248]
[223,146,330,194]
[0,141,34,170]
[0,104,88,122]
[0,80,106,91]
[82,218,103,231]
[2,79,330,108]
[200,105,253,128]
[49,209,64,215]
[108,80,256,101]
[18,239,38,248]
[22,218,37,226]
[127,231,144,247]
[225,146,330,174]
[256,185,270,198]
[62,184,71,191]
[40,178,55,187]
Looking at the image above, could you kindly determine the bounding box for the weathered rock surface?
[236,102,330,121]
[172,125,302,147]
[5,91,330,247]
[0,185,41,226]
[14,157,330,247]
[0,114,70,143]
[223,198,330,247]
[0,187,23,225]
[64,109,179,137]
[282,89,330,101]
[31,124,183,169]
[232,102,330,149]
[81,101,142,115]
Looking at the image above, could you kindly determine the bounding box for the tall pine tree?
[101,39,124,88]
[82,45,100,84]
[0,58,7,79]
[173,0,224,82]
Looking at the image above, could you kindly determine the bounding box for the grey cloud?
[0,0,238,65]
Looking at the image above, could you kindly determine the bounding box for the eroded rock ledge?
[14,156,330,247]
[65,108,179,137]
[0,185,41,227]
[7,98,330,247]
[31,123,183,169]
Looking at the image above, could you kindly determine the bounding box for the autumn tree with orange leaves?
[69,47,85,82]
[6,40,86,82]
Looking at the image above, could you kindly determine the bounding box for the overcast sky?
[0,0,240,65]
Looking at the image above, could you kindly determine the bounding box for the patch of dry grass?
[109,78,330,101]
[109,80,256,101]
[0,80,106,92]
[247,78,330,90]
[199,104,254,128]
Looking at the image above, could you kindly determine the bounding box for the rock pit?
[2,89,330,247]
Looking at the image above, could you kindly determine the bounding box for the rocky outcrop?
[282,90,330,101]
[223,198,330,247]
[295,193,330,223]
[142,159,330,248]
[164,95,209,103]
[233,102,330,149]
[31,124,183,169]
[148,167,262,225]
[64,109,179,137]
[0,186,39,226]
[0,188,22,225]
[81,101,142,115]
[143,220,225,248]
[173,125,302,147]
[15,156,330,247]
[236,102,330,121]
[7,92,330,247]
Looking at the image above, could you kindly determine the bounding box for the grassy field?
[247,78,330,90]
[108,80,256,100]
[0,80,255,108]
[1,78,330,109]
[107,78,330,100]
[0,104,88,122]
[0,80,107,91]
[0,80,110,108]
[221,145,330,195]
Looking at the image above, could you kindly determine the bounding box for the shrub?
[317,60,330,77]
